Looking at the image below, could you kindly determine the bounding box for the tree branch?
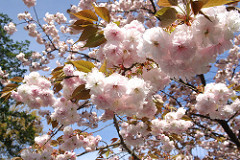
[149,0,157,14]
[217,119,240,148]
[113,115,140,160]
[197,74,206,86]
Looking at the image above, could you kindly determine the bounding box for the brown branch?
[113,115,140,160]
[197,74,206,86]
[175,78,202,93]
[216,119,240,148]
[149,0,157,14]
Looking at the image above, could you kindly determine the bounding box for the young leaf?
[93,5,111,23]
[99,59,107,74]
[157,0,178,7]
[71,84,91,101]
[51,120,58,128]
[155,7,177,27]
[70,10,98,22]
[70,19,94,30]
[50,140,59,147]
[2,83,18,92]
[83,31,107,48]
[111,138,118,143]
[68,60,95,73]
[0,92,12,102]
[53,81,63,93]
[10,77,23,83]
[11,157,23,160]
[51,66,64,79]
[105,149,111,157]
[78,26,98,42]
[191,0,205,15]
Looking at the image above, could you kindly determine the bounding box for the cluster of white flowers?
[142,6,240,78]
[59,126,101,152]
[120,121,149,146]
[22,0,36,7]
[11,72,55,109]
[17,12,32,20]
[151,107,193,134]
[87,68,152,116]
[97,20,145,68]
[4,22,17,35]
[195,83,240,119]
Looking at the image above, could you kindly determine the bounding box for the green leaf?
[93,5,111,23]
[68,60,95,73]
[155,7,177,27]
[83,31,107,48]
[71,84,91,101]
[71,10,98,22]
[10,77,23,83]
[157,0,178,7]
[78,26,98,42]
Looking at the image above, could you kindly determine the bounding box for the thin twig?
[90,123,113,134]
[44,124,64,146]
[160,90,182,107]
[76,141,121,157]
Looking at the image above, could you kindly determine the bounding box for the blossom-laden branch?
[113,115,140,160]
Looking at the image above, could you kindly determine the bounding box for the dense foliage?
[0,13,42,158]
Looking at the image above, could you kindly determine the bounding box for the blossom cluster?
[60,126,101,152]
[120,121,149,146]
[86,68,152,117]
[97,6,240,79]
[4,22,17,35]
[151,107,193,135]
[22,0,36,8]
[11,72,55,109]
[97,20,145,68]
[195,83,240,120]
